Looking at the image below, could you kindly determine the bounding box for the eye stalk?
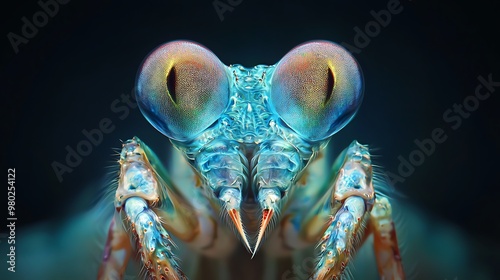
[136,40,230,141]
[270,40,364,141]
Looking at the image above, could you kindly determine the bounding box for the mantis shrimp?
[97,40,405,280]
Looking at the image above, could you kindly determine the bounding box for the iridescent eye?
[136,41,229,141]
[271,41,363,141]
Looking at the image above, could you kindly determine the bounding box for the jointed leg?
[369,196,405,280]
[311,141,374,279]
[98,137,236,280]
[98,138,191,279]
[267,141,404,279]
[123,197,184,279]
[98,212,133,280]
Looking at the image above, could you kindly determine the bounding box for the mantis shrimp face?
[99,40,404,280]
[136,40,363,250]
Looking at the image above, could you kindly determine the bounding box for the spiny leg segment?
[99,137,189,279]
[124,197,183,279]
[99,137,235,280]
[269,141,404,279]
[312,141,375,279]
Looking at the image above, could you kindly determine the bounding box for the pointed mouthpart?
[218,187,252,253]
[252,187,282,258]
[228,208,252,253]
[252,208,275,258]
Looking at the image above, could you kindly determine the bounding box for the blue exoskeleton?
[98,41,405,280]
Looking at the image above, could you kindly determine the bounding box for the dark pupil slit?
[325,67,335,104]
[167,67,177,103]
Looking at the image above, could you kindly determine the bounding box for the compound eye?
[136,41,229,141]
[271,41,363,141]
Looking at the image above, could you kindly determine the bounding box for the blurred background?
[1,0,499,279]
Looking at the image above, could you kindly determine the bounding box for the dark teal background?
[2,0,499,278]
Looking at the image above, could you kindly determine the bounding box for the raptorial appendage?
[312,141,374,279]
[99,138,187,280]
[100,137,239,280]
[311,141,404,280]
[270,141,404,279]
